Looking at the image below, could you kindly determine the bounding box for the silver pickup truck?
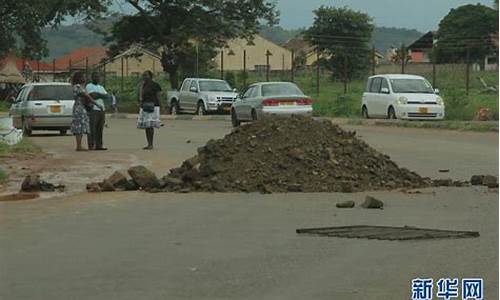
[167,78,238,115]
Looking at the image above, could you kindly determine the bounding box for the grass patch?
[0,167,7,183]
[0,101,9,112]
[345,119,498,132]
[0,139,42,157]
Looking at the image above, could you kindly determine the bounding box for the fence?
[27,44,498,96]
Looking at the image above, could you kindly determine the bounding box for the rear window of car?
[261,83,304,96]
[28,85,73,101]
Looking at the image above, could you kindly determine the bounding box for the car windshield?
[390,79,434,94]
[29,85,73,101]
[262,83,304,96]
[199,80,232,92]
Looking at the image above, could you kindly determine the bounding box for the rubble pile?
[88,117,494,194]
[21,175,65,192]
[470,175,498,188]
[87,170,145,192]
[160,116,434,193]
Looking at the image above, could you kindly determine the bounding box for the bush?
[442,90,473,121]
[224,71,236,88]
[0,101,9,112]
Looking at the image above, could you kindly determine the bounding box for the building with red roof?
[53,47,108,71]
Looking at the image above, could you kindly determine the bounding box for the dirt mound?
[163,116,432,193]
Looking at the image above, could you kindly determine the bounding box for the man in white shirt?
[86,72,108,150]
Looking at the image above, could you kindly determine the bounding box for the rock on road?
[0,118,498,300]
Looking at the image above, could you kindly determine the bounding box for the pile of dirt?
[160,116,433,193]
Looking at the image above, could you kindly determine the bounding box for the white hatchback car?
[361,74,445,120]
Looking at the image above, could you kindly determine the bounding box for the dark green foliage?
[304,6,374,91]
[224,72,236,89]
[107,0,278,90]
[437,4,498,64]
[0,0,109,59]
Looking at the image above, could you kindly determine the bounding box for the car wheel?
[231,109,240,127]
[361,106,369,119]
[388,106,397,119]
[22,118,32,136]
[251,109,258,121]
[196,101,206,116]
[60,129,67,136]
[169,101,179,115]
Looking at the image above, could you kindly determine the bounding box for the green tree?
[107,0,278,89]
[437,4,498,65]
[304,6,374,93]
[0,0,108,59]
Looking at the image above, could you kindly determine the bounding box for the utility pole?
[265,50,272,82]
[220,50,224,80]
[343,55,348,94]
[196,42,199,77]
[466,47,470,95]
[85,57,89,79]
[243,49,247,88]
[432,44,437,88]
[316,48,320,97]
[103,62,106,87]
[371,46,376,75]
[282,53,285,77]
[125,57,129,77]
[52,59,56,81]
[120,57,124,92]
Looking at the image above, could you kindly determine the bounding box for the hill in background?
[42,23,423,61]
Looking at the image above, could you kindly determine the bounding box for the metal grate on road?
[296,225,480,241]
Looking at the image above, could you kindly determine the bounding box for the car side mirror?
[189,86,198,93]
[434,88,440,95]
[232,88,238,93]
[380,87,390,94]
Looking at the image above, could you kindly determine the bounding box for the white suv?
[361,74,445,120]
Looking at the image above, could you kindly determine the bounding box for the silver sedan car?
[231,82,313,127]
[9,82,74,135]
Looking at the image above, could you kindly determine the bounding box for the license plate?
[223,106,231,112]
[50,106,61,113]
[419,107,428,113]
[279,101,295,106]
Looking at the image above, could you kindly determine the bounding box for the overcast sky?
[276,0,494,31]
[108,0,495,32]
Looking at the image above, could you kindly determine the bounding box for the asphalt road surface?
[1,118,498,300]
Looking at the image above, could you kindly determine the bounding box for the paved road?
[0,119,498,300]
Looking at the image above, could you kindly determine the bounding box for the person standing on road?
[70,71,100,151]
[137,70,162,150]
[86,72,108,151]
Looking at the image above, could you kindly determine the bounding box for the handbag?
[142,102,155,113]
